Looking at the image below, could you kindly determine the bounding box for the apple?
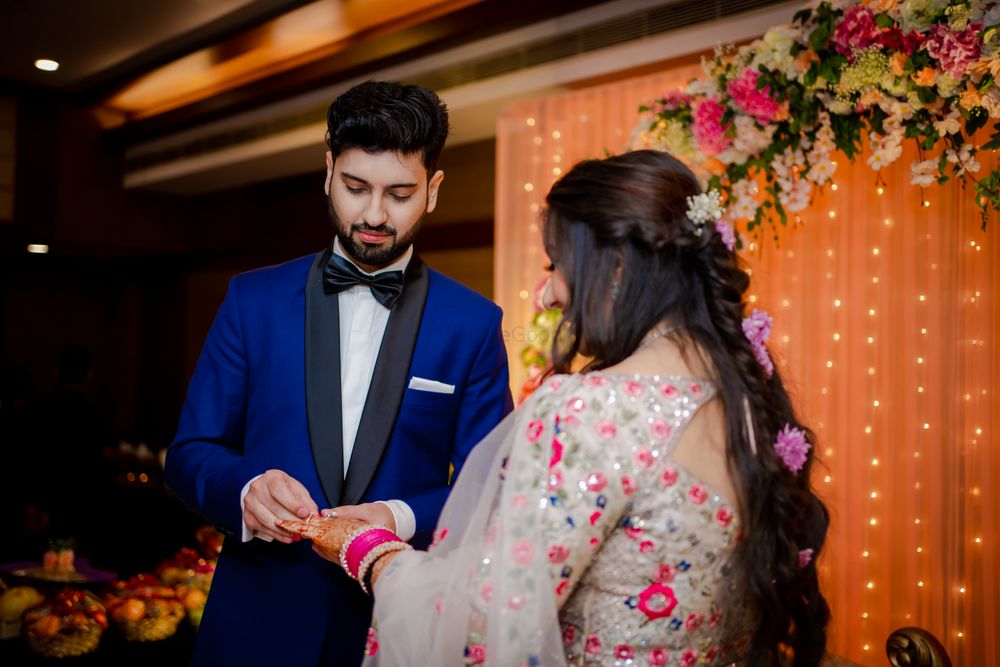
[0,587,44,622]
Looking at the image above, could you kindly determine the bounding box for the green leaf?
[875,13,894,28]
[966,107,989,135]
[793,8,812,24]
[916,86,937,104]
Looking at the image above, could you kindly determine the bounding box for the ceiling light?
[34,59,59,72]
[27,244,49,254]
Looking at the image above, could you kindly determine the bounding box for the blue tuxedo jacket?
[164,250,512,666]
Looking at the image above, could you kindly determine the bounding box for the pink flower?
[661,466,679,487]
[596,421,617,439]
[526,419,544,442]
[727,68,783,125]
[716,506,734,528]
[636,449,654,467]
[507,595,526,610]
[657,90,692,112]
[549,544,570,563]
[585,634,602,654]
[716,219,737,251]
[512,539,535,566]
[639,540,655,554]
[585,472,607,492]
[615,645,634,660]
[651,420,672,440]
[688,484,709,504]
[656,563,676,583]
[625,527,644,541]
[831,5,881,57]
[588,537,600,550]
[650,647,670,666]
[799,548,815,568]
[585,374,609,387]
[661,383,679,398]
[774,424,811,474]
[468,643,487,664]
[925,23,982,78]
[549,437,564,467]
[563,624,577,644]
[567,397,586,412]
[691,98,732,155]
[637,582,678,620]
[549,378,562,390]
[876,27,924,55]
[548,470,563,490]
[742,309,774,377]
[365,628,379,656]
[689,382,702,396]
[680,648,700,667]
[623,380,644,397]
[685,613,704,631]
[590,511,602,526]
[480,580,494,603]
[621,475,638,496]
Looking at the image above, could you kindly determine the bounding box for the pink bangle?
[340,527,400,580]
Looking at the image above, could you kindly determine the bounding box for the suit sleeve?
[163,277,268,534]
[403,307,514,543]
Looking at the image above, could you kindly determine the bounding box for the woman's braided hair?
[542,149,830,666]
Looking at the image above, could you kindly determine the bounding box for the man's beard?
[328,195,423,268]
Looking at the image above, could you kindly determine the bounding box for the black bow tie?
[322,252,405,309]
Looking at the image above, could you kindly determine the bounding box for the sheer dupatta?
[366,387,568,667]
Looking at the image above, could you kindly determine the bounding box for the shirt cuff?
[376,500,416,541]
[240,474,272,543]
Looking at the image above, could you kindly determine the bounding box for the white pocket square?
[408,377,455,394]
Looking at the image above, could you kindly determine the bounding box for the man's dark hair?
[326,80,450,173]
[56,345,91,385]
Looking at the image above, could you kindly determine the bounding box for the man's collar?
[332,236,413,276]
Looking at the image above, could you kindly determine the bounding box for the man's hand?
[244,470,319,544]
[321,502,397,533]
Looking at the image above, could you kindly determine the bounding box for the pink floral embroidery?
[512,539,534,566]
[481,581,493,603]
[716,506,734,528]
[585,374,609,387]
[709,608,723,629]
[705,645,720,662]
[585,472,607,492]
[636,449,654,467]
[589,511,602,526]
[511,494,529,508]
[549,437,564,467]
[430,527,448,550]
[468,643,487,664]
[775,424,811,473]
[656,563,676,583]
[434,596,443,615]
[562,625,577,644]
[688,484,709,504]
[638,582,678,620]
[685,613,704,631]
[567,397,586,413]
[561,414,579,430]
[527,420,544,442]
[680,648,699,667]
[584,634,602,654]
[596,421,617,439]
[625,527,643,541]
[614,645,634,660]
[549,378,562,390]
[623,380,644,397]
[651,420,672,440]
[639,540,654,554]
[365,628,379,656]
[799,548,815,568]
[507,595,526,610]
[716,219,737,251]
[689,382,702,396]
[548,470,563,490]
[661,466,679,487]
[548,544,570,564]
[621,475,638,496]
[661,383,679,399]
[556,580,569,597]
[588,537,601,551]
[650,647,670,666]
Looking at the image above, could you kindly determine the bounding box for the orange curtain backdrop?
[494,70,999,665]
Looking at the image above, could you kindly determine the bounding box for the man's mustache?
[352,222,397,236]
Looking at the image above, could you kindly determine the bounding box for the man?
[164,81,513,666]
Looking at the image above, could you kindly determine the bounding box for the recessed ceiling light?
[34,59,59,72]
[27,244,50,254]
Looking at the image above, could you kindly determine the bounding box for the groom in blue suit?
[164,81,512,666]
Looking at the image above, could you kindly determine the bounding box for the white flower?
[686,190,725,224]
[947,144,982,176]
[933,111,962,136]
[807,150,837,185]
[728,179,760,220]
[779,179,811,213]
[751,25,800,79]
[936,73,961,99]
[910,159,939,187]
[732,115,778,155]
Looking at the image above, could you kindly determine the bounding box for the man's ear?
[425,170,445,214]
[324,151,334,196]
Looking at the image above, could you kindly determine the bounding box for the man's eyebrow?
[340,172,417,189]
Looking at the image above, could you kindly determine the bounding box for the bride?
[281,150,831,666]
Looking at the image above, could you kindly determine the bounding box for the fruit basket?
[23,589,107,658]
[154,547,215,628]
[104,574,185,641]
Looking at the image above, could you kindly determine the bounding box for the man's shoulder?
[425,266,501,324]
[231,253,317,295]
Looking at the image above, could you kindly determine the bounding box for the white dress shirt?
[241,239,416,542]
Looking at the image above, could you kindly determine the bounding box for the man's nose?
[364,196,388,226]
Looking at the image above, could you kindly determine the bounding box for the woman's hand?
[277,516,367,563]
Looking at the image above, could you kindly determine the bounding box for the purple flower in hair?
[742,309,774,377]
[798,548,814,569]
[715,220,737,252]
[774,425,810,474]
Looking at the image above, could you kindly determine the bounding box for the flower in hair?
[715,219,737,251]
[685,189,725,235]
[798,548,814,569]
[774,424,810,474]
[741,309,774,377]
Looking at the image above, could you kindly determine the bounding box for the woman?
[281,150,831,666]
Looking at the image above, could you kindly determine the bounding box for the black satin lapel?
[305,249,344,507]
[341,256,430,506]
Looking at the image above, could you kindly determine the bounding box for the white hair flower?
[685,189,725,230]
